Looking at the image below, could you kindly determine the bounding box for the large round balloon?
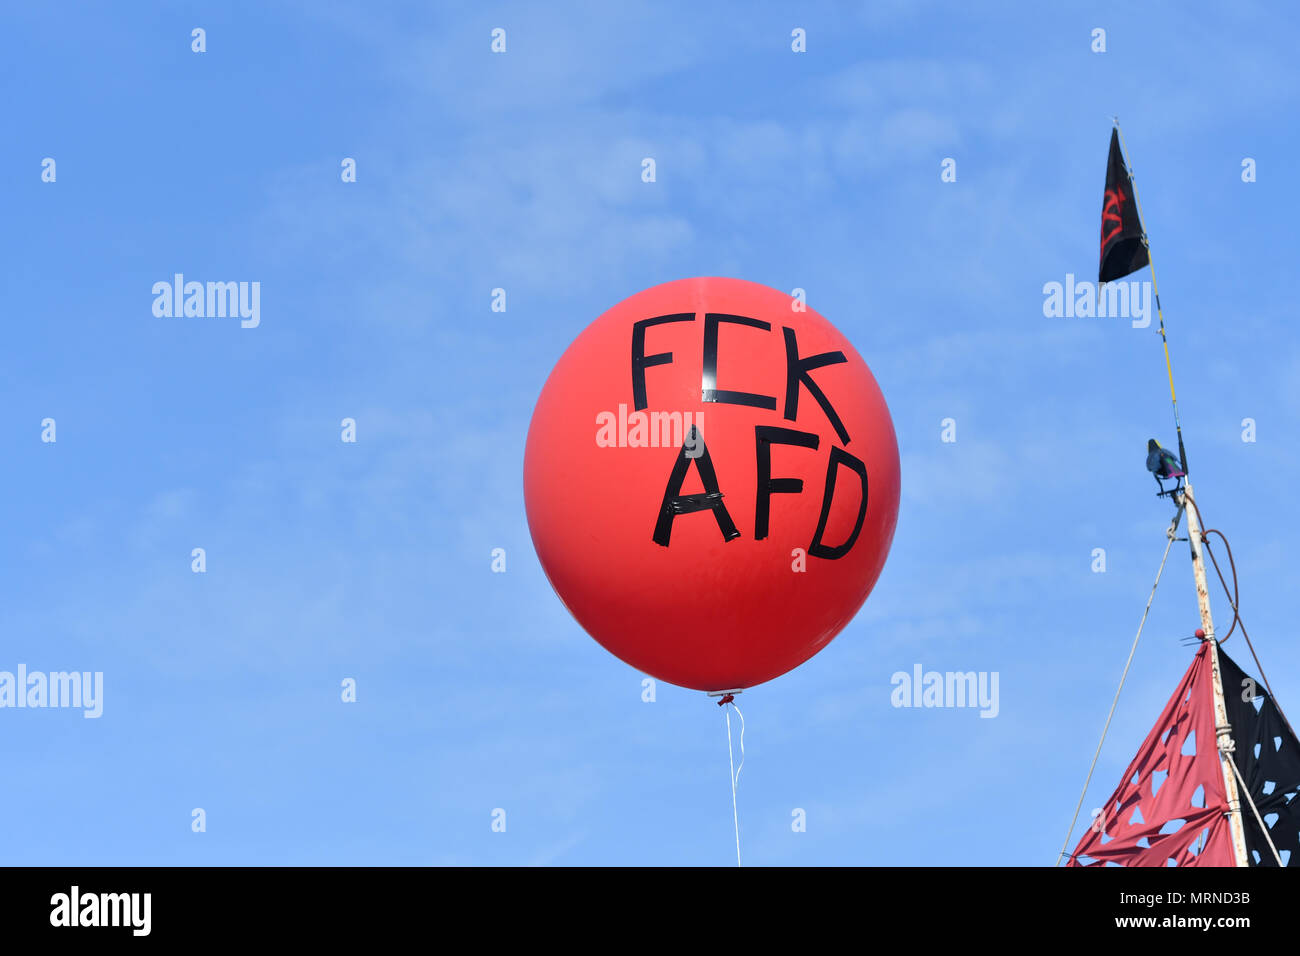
[524,277,899,691]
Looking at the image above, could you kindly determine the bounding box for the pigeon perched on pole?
[1146,438,1185,496]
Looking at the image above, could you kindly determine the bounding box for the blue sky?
[4,1,1298,865]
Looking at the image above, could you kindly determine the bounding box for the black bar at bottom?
[0,864,1283,941]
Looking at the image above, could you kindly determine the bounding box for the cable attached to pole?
[1229,755,1285,866]
[1183,493,1298,745]
[1056,509,1183,866]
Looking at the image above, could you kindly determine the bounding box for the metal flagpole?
[1113,118,1250,865]
[1182,484,1251,866]
[1113,119,1190,477]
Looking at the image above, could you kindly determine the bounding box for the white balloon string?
[725,701,744,867]
[732,701,745,788]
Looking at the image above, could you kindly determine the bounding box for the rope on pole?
[1056,509,1182,865]
[1229,754,1284,866]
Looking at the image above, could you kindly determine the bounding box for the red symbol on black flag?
[1101,185,1126,249]
[1099,128,1150,283]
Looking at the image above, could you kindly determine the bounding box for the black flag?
[1220,649,1300,866]
[1099,128,1149,283]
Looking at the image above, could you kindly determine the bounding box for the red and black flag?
[1099,128,1149,283]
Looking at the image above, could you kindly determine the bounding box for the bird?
[1146,438,1185,496]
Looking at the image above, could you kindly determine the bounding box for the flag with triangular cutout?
[1070,642,1300,866]
[1220,649,1300,866]
[1069,642,1235,866]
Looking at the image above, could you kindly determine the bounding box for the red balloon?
[524,278,900,691]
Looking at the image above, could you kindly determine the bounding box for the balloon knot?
[717,694,735,707]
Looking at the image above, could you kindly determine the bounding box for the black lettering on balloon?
[782,326,849,445]
[808,446,869,560]
[754,425,819,541]
[631,313,695,411]
[653,425,740,547]
[702,313,777,409]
